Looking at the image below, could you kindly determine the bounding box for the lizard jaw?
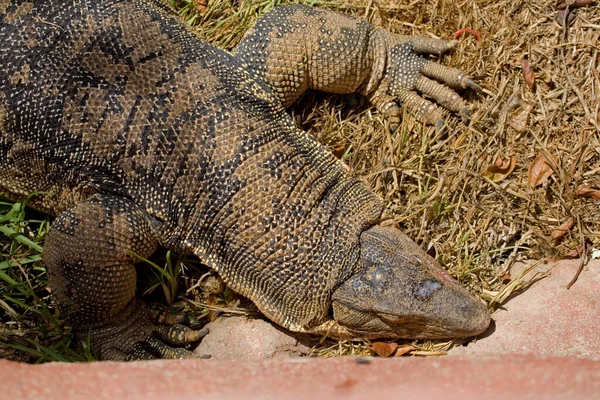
[331,298,490,340]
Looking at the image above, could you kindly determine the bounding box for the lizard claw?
[463,78,483,92]
[383,42,481,127]
[127,337,211,360]
[86,300,211,360]
[435,118,446,133]
[155,324,209,344]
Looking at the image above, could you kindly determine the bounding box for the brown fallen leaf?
[371,342,398,357]
[555,8,577,26]
[508,104,533,132]
[576,186,600,200]
[565,243,586,258]
[193,0,208,14]
[528,153,555,188]
[557,0,595,9]
[551,218,574,243]
[521,58,535,91]
[482,155,517,183]
[332,141,350,159]
[394,344,416,357]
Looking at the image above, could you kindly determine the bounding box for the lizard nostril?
[436,269,455,282]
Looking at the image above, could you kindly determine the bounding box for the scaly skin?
[0,0,489,360]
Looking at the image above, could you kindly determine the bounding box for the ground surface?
[451,259,600,359]
[1,1,599,398]
[183,259,600,360]
[1,0,599,361]
[3,355,600,400]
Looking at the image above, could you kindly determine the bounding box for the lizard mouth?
[332,300,490,339]
[375,312,480,338]
[331,300,437,339]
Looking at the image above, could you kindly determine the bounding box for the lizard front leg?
[44,194,207,360]
[234,4,481,131]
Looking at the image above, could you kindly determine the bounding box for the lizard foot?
[43,194,211,361]
[375,39,482,129]
[90,300,210,360]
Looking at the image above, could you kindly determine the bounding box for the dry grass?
[215,0,598,284]
[1,0,598,361]
[183,0,599,356]
[182,0,600,295]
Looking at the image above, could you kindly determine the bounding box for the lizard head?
[331,225,490,339]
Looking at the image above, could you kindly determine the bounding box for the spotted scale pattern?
[234,5,374,108]
[0,0,485,360]
[0,0,382,358]
[387,43,427,97]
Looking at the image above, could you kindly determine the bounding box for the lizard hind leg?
[43,194,206,360]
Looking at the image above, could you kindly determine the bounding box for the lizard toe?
[126,337,211,360]
[85,300,210,360]
[148,303,190,325]
[155,324,209,345]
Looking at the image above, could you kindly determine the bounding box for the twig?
[566,214,587,289]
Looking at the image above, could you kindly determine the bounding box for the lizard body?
[0,0,489,360]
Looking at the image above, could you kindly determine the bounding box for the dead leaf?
[551,218,574,242]
[555,8,577,26]
[193,0,208,14]
[332,141,350,159]
[576,186,600,200]
[508,104,532,132]
[394,345,416,357]
[371,342,398,357]
[574,0,595,6]
[528,153,555,188]
[566,244,586,258]
[521,58,535,91]
[482,155,517,182]
[557,0,595,9]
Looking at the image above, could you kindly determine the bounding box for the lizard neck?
[172,158,383,332]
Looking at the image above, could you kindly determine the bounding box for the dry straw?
[182,0,599,355]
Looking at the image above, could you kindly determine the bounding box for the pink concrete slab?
[2,355,599,400]
[451,259,600,359]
